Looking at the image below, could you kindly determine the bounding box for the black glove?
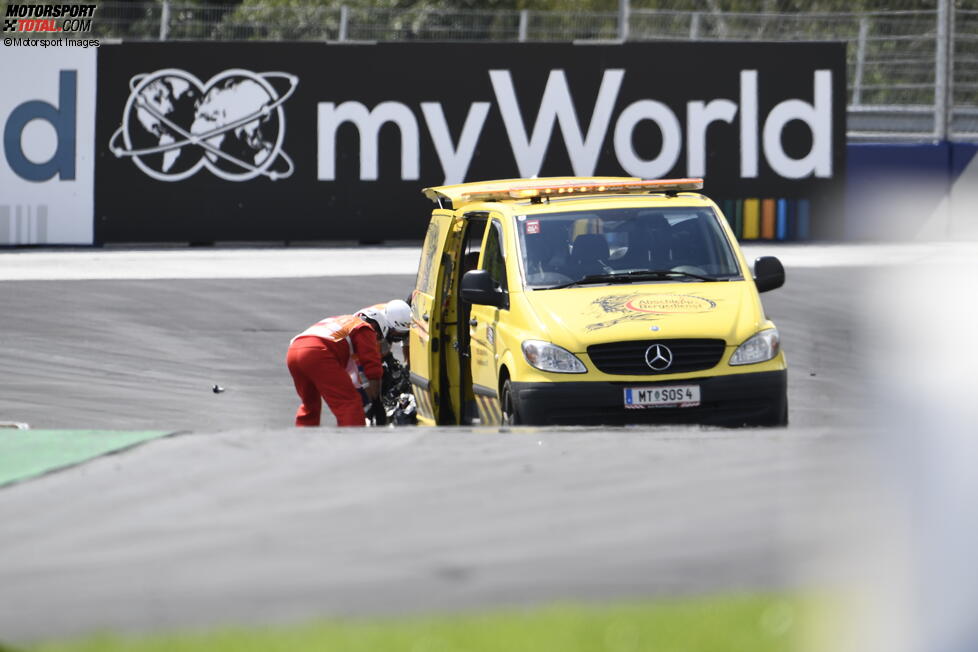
[368,399,387,426]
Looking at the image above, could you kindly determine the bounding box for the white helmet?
[384,299,412,335]
[356,306,390,338]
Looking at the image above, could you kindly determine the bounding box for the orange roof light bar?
[460,178,704,202]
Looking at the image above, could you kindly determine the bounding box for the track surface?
[0,249,890,642]
[0,267,870,432]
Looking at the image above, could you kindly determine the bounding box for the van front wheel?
[501,380,521,425]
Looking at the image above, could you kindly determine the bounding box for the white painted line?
[742,242,978,268]
[0,247,422,281]
[0,242,973,281]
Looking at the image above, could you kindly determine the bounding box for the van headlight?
[729,328,780,365]
[522,340,587,374]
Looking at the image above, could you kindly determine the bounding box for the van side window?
[462,218,487,275]
[416,219,441,294]
[482,221,507,293]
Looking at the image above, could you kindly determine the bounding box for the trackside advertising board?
[92,41,845,243]
[1,46,96,245]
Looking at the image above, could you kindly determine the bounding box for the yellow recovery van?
[408,177,787,427]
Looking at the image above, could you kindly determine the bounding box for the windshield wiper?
[542,269,723,290]
[618,269,724,282]
[542,273,631,290]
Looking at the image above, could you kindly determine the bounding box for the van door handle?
[469,318,478,327]
[422,313,429,322]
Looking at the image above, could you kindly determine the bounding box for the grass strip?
[0,429,174,487]
[26,594,801,652]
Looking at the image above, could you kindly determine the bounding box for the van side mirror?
[753,256,785,293]
[461,270,507,308]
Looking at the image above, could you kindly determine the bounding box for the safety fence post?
[159,0,170,40]
[935,0,952,140]
[853,17,868,105]
[339,5,349,42]
[618,0,629,41]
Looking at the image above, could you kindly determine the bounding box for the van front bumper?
[511,369,787,427]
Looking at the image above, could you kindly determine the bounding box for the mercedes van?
[408,177,787,427]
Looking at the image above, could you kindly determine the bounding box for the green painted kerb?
[0,430,174,487]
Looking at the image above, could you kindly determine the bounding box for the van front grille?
[587,339,726,375]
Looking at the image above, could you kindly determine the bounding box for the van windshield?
[516,207,742,289]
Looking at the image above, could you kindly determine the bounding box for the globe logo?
[109,68,298,182]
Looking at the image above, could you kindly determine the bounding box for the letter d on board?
[3,70,76,182]
[763,70,832,179]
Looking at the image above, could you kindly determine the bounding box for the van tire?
[751,395,788,428]
[777,397,789,427]
[501,380,521,425]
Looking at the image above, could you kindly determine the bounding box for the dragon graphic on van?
[586,292,717,331]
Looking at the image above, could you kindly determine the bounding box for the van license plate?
[624,385,700,408]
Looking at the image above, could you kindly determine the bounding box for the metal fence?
[3,0,973,140]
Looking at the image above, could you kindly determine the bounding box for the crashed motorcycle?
[365,354,417,426]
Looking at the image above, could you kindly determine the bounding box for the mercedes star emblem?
[644,343,673,371]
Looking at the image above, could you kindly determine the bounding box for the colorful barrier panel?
[716,197,811,241]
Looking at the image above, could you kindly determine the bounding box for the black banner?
[95,42,846,243]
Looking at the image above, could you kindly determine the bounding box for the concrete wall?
[846,142,978,241]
